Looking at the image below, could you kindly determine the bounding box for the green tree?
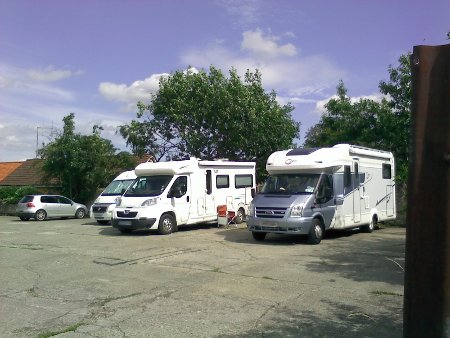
[304,54,411,183]
[39,113,137,203]
[120,66,300,181]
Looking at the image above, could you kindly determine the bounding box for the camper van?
[90,170,137,224]
[247,144,396,244]
[112,157,255,234]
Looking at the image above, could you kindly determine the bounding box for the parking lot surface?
[0,216,405,337]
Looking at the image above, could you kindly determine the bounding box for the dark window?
[316,174,334,203]
[216,175,230,189]
[206,170,212,195]
[168,176,187,198]
[235,174,253,188]
[344,165,351,188]
[58,196,72,204]
[383,164,392,179]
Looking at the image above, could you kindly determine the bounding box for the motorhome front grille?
[117,211,138,218]
[93,205,107,213]
[255,207,287,218]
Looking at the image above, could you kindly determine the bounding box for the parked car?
[16,195,87,221]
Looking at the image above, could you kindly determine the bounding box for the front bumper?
[112,218,157,230]
[247,216,313,234]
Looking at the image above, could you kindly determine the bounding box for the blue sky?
[1,0,448,161]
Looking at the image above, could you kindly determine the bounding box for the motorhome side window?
[344,165,352,195]
[216,175,229,189]
[206,170,212,195]
[235,174,253,189]
[168,176,187,198]
[316,174,333,203]
[382,164,392,179]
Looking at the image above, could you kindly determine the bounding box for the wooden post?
[404,44,450,337]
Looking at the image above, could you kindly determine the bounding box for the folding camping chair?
[217,205,237,227]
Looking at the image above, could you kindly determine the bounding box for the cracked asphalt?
[0,216,405,337]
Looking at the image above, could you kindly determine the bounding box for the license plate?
[118,220,132,226]
[261,222,277,228]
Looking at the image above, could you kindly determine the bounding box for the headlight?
[141,198,158,206]
[249,202,255,217]
[290,203,304,217]
[115,196,122,206]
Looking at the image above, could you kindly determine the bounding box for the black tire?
[75,208,86,219]
[119,228,132,234]
[235,208,245,224]
[158,214,176,235]
[252,232,267,241]
[34,209,47,221]
[307,218,324,245]
[361,216,376,233]
[20,217,29,221]
[97,220,109,225]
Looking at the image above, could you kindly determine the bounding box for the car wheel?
[97,220,109,225]
[34,209,47,221]
[19,217,29,221]
[235,208,245,224]
[307,218,323,245]
[75,208,86,219]
[361,216,376,233]
[158,214,176,235]
[252,232,267,241]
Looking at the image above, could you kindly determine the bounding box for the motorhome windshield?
[261,173,320,195]
[124,175,173,197]
[101,179,135,196]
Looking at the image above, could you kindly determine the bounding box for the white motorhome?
[90,170,137,224]
[112,157,256,234]
[247,144,396,244]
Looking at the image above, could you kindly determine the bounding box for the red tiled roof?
[0,159,59,187]
[0,162,23,181]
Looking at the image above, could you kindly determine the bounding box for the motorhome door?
[353,160,361,222]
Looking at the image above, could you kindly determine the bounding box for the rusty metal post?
[404,44,450,337]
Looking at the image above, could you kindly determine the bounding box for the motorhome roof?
[134,157,255,176]
[266,144,393,174]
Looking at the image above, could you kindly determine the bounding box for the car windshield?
[261,173,320,195]
[124,175,173,197]
[102,179,135,196]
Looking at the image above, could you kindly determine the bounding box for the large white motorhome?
[90,170,137,224]
[247,144,396,244]
[112,157,256,234]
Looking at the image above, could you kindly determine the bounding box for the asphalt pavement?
[0,216,405,337]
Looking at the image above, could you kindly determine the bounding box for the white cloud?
[180,30,345,101]
[99,73,168,110]
[26,65,83,82]
[241,29,298,58]
[220,0,262,26]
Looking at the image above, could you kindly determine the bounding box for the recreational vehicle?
[247,144,396,244]
[90,170,137,224]
[112,157,255,234]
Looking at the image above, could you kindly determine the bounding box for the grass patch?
[371,290,403,297]
[37,322,83,338]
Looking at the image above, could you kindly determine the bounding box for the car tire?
[235,208,245,224]
[75,208,86,219]
[252,232,267,241]
[158,214,176,235]
[361,216,376,233]
[34,209,47,221]
[307,218,324,245]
